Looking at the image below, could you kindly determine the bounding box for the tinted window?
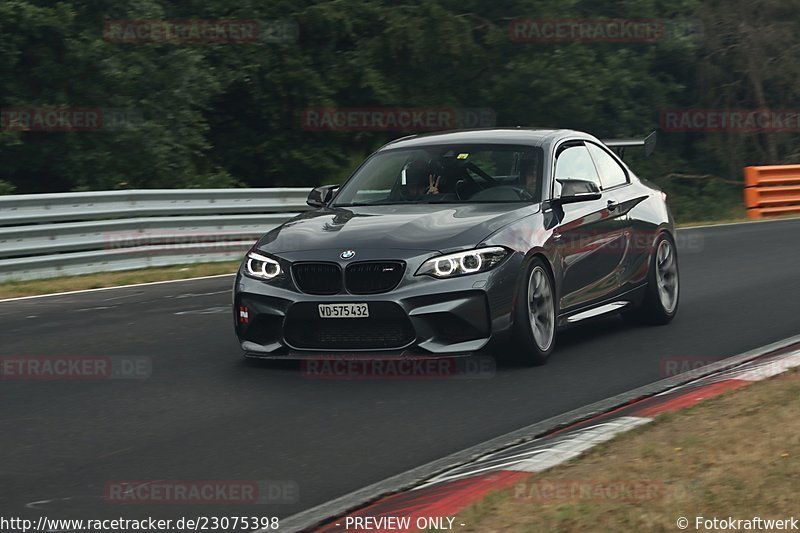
[553,143,601,197]
[587,143,628,188]
[332,145,545,205]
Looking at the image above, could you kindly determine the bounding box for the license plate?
[318,303,369,318]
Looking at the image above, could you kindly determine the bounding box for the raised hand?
[427,174,441,194]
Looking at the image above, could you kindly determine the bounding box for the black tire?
[623,232,680,325]
[508,257,557,366]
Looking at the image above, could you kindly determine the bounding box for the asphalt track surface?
[2,219,800,524]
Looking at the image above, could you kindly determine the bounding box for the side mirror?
[552,178,602,205]
[307,185,339,208]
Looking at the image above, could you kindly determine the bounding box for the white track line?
[0,273,235,303]
[679,215,800,231]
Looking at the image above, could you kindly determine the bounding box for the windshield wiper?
[336,200,461,206]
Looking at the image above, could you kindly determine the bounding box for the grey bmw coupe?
[233,128,679,365]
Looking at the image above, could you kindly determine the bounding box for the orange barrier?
[744,165,800,219]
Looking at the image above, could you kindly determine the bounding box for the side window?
[553,143,601,197]
[587,143,628,189]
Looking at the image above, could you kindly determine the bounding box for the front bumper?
[233,250,522,358]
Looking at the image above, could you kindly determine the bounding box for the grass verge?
[458,369,800,532]
[0,261,239,299]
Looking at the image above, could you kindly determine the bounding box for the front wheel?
[509,258,557,366]
[624,232,680,325]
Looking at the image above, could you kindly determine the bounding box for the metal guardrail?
[0,188,312,282]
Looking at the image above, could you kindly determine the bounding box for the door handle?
[607,199,618,211]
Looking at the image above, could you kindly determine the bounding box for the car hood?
[255,203,540,254]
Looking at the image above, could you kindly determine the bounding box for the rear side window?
[587,143,628,189]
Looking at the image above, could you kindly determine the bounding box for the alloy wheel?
[528,266,555,351]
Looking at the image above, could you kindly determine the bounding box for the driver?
[403,160,443,199]
[519,158,539,197]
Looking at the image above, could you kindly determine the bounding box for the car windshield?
[332,144,545,206]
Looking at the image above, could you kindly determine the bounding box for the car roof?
[377,127,597,151]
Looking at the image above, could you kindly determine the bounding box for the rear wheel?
[509,258,557,366]
[624,232,679,325]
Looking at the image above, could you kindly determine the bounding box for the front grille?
[283,302,415,350]
[292,262,342,295]
[345,261,405,294]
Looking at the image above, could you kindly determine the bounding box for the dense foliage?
[2,0,798,221]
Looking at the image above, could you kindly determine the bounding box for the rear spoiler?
[602,131,657,159]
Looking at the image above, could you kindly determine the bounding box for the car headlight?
[416,247,508,278]
[244,252,281,280]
